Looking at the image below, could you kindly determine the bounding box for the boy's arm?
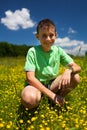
[26,71,64,106]
[57,62,81,89]
[68,62,81,74]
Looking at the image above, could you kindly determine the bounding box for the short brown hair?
[36,18,56,34]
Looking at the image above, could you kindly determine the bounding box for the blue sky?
[0,0,87,55]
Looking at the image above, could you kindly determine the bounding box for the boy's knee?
[21,89,41,108]
[73,73,80,84]
[70,74,80,89]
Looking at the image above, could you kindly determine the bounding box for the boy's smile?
[36,25,57,52]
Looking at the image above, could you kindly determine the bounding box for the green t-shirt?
[24,45,73,84]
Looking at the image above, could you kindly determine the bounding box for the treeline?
[0,42,87,57]
[0,42,32,57]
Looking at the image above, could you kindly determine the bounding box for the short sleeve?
[59,47,73,66]
[24,48,36,71]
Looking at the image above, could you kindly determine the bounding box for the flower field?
[0,56,87,130]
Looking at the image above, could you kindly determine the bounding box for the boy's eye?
[42,34,47,38]
[49,34,54,37]
[42,34,54,38]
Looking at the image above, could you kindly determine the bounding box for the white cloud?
[68,27,77,34]
[55,37,87,56]
[1,8,35,30]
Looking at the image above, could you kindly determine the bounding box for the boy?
[21,19,81,109]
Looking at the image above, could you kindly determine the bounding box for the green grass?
[0,57,87,130]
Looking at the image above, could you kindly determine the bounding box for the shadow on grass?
[16,103,38,130]
[16,97,68,130]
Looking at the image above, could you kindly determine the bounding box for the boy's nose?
[46,36,50,40]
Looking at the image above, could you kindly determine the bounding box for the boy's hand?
[58,69,72,89]
[53,94,65,106]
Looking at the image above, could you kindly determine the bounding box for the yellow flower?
[29,125,34,129]
[9,121,12,126]
[31,117,37,122]
[39,124,43,128]
[6,125,11,129]
[40,128,45,130]
[65,128,69,130]
[80,119,84,124]
[83,110,86,114]
[46,127,50,130]
[25,108,29,111]
[62,123,66,128]
[0,118,3,121]
[19,119,23,124]
[34,111,38,114]
[0,123,4,128]
[44,122,48,126]
[27,120,31,124]
[58,115,63,119]
[27,125,35,130]
[40,114,45,118]
[75,124,79,128]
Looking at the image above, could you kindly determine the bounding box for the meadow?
[0,56,87,130]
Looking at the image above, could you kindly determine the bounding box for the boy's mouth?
[44,42,53,47]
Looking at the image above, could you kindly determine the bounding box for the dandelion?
[31,117,37,122]
[9,113,13,118]
[83,123,87,126]
[80,119,84,124]
[75,118,78,124]
[0,123,4,128]
[86,98,87,101]
[40,114,45,118]
[0,118,3,121]
[40,128,45,130]
[75,124,79,128]
[62,123,66,128]
[44,122,48,126]
[65,128,69,130]
[25,108,29,111]
[6,124,11,129]
[19,119,23,124]
[39,124,43,128]
[82,110,86,114]
[34,111,38,114]
[46,127,50,130]
[27,120,31,124]
[58,115,63,119]
[29,125,34,129]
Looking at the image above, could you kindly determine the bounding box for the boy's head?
[36,18,57,52]
[36,18,56,34]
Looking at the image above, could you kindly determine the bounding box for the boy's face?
[36,25,57,52]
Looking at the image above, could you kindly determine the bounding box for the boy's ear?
[35,33,39,40]
[55,32,58,37]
